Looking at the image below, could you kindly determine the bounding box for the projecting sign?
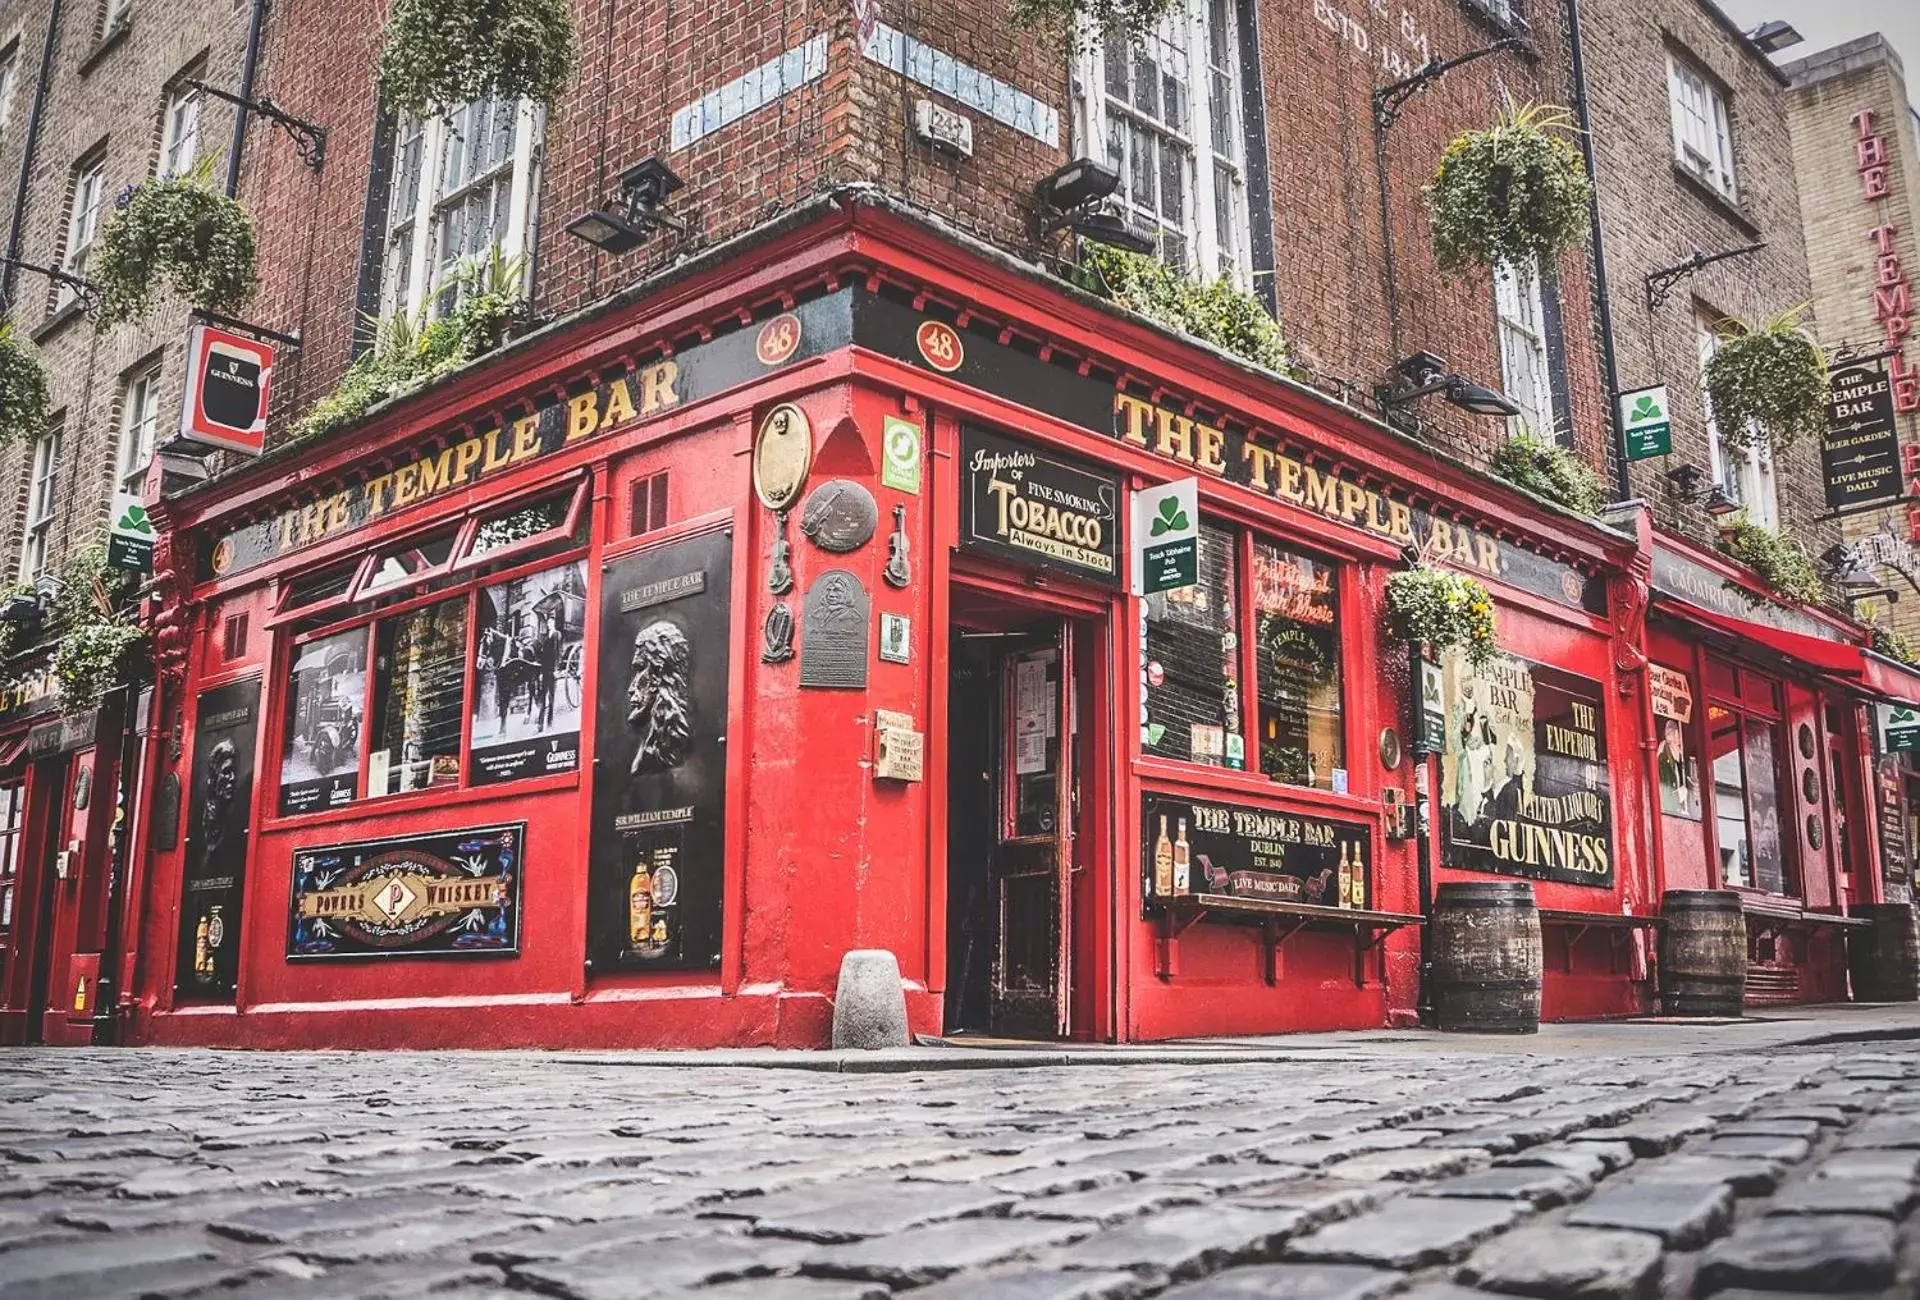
[1132,478,1198,596]
[107,492,155,573]
[1880,701,1920,754]
[1822,362,1903,511]
[1618,385,1672,461]
[179,323,273,456]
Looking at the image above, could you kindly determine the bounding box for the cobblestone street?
[3,1037,1919,1299]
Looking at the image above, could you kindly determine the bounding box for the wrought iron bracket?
[1372,38,1532,131]
[190,307,302,350]
[0,256,99,314]
[1644,243,1766,311]
[188,80,326,171]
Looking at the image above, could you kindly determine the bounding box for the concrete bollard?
[832,949,909,1049]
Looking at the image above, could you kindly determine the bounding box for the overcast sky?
[1716,0,1920,102]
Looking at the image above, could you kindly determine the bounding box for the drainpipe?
[224,0,267,199]
[2,0,63,311]
[1565,0,1628,500]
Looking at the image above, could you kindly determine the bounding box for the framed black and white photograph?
[469,561,588,785]
[879,612,911,664]
[279,627,367,816]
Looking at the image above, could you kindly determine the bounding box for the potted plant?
[1489,428,1603,515]
[1076,243,1289,375]
[1384,565,1499,666]
[1715,510,1825,607]
[1424,100,1592,277]
[1702,305,1828,453]
[378,0,576,116]
[92,160,256,326]
[0,324,50,446]
[1009,0,1178,47]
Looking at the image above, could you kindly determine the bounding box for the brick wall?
[1582,0,1826,557]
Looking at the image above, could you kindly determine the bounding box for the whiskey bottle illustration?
[193,914,211,978]
[1172,819,1191,895]
[1337,842,1353,909]
[1153,816,1174,897]
[1348,845,1366,910]
[629,861,654,949]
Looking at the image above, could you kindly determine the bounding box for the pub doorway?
[944,586,1099,1040]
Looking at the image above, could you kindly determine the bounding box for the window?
[1697,308,1776,527]
[369,597,466,796]
[115,366,161,496]
[1253,541,1342,788]
[380,97,540,320]
[1144,523,1240,767]
[0,783,23,940]
[1706,660,1791,895]
[101,0,130,31]
[20,428,59,581]
[1081,0,1250,283]
[58,155,105,309]
[1494,258,1560,443]
[1463,0,1528,32]
[0,44,20,133]
[1669,53,1737,200]
[158,77,201,179]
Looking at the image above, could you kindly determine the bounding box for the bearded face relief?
[628,620,693,774]
[204,738,239,854]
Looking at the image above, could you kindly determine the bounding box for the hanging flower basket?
[1715,510,1825,607]
[1702,306,1828,453]
[1489,428,1603,515]
[378,0,576,116]
[1423,101,1592,278]
[0,324,50,447]
[92,166,257,326]
[1076,243,1289,376]
[1384,565,1498,667]
[1009,0,1179,50]
[48,540,146,718]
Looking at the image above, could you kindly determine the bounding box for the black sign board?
[1142,792,1372,909]
[1439,652,1614,889]
[1823,362,1903,511]
[1877,757,1911,904]
[959,426,1120,586]
[288,822,522,959]
[588,529,732,971]
[174,678,260,1001]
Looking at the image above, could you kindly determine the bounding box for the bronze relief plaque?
[752,403,813,512]
[800,480,878,554]
[799,569,870,689]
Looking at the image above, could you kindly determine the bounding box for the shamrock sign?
[1150,496,1189,538]
[1619,385,1672,461]
[1883,702,1920,752]
[1631,394,1663,422]
[107,491,157,572]
[1134,479,1198,596]
[116,502,154,536]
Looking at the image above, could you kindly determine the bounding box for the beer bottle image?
[1153,815,1174,897]
[193,914,211,978]
[628,861,654,948]
[1337,842,1352,909]
[1172,819,1191,895]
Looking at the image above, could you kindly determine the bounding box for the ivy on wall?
[1715,510,1825,608]
[1075,243,1289,376]
[378,0,576,116]
[1489,429,1603,516]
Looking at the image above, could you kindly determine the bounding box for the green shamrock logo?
[1150,495,1189,538]
[116,503,154,536]
[1894,706,1916,726]
[1631,395,1663,422]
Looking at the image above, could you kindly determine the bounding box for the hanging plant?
[1424,100,1592,278]
[0,324,50,447]
[1076,243,1289,376]
[48,540,145,718]
[1703,305,1827,453]
[1384,565,1498,667]
[1489,428,1603,515]
[92,159,257,326]
[1871,623,1918,667]
[1008,0,1179,50]
[1715,510,1825,607]
[378,0,576,117]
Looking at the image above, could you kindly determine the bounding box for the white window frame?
[1493,257,1560,444]
[21,428,59,582]
[1668,53,1737,201]
[100,0,129,33]
[115,365,161,497]
[381,97,540,321]
[0,45,20,134]
[1073,0,1251,287]
[59,156,105,309]
[1697,310,1776,528]
[158,77,201,180]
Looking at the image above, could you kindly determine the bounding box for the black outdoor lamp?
[1746,21,1803,54]
[1703,484,1741,519]
[0,590,42,625]
[1034,157,1159,255]
[566,158,687,255]
[1381,351,1522,419]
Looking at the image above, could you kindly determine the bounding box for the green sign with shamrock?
[1882,702,1920,753]
[1618,384,1672,461]
[107,492,156,573]
[1133,478,1198,596]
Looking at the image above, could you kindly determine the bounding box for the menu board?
[1878,757,1911,905]
[1142,792,1371,909]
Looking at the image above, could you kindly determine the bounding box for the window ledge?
[1671,162,1761,238]
[32,297,85,344]
[76,16,131,77]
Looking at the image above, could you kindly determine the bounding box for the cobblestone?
[0,1042,1917,1298]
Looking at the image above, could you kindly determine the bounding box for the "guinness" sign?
[959,427,1119,586]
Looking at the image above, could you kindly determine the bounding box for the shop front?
[116,197,1674,1049]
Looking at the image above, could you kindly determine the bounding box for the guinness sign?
[959,427,1119,586]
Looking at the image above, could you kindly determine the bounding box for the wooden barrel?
[1849,903,1920,1003]
[1429,881,1542,1034]
[1658,890,1746,1016]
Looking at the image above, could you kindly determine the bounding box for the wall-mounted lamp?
[0,591,42,626]
[1380,351,1522,418]
[1666,462,1707,503]
[1703,485,1741,520]
[1034,158,1158,255]
[566,158,687,255]
[1746,20,1803,54]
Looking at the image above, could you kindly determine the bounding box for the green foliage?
[1423,100,1592,277]
[378,0,575,116]
[1076,243,1288,375]
[47,539,145,718]
[1384,565,1499,667]
[1715,510,1825,607]
[1871,623,1918,666]
[0,324,50,448]
[1703,305,1828,453]
[290,252,527,443]
[1489,428,1604,515]
[92,159,256,325]
[1008,0,1180,50]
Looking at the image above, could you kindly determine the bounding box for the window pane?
[1144,524,1241,768]
[470,491,572,556]
[470,561,586,782]
[280,627,368,815]
[1745,720,1785,893]
[1254,542,1342,788]
[1133,50,1160,117]
[370,598,467,796]
[1709,703,1750,887]
[363,530,458,595]
[1105,29,1130,102]
[284,563,358,612]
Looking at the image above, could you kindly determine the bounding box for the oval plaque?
[752,404,813,512]
[1807,815,1824,850]
[800,479,878,554]
[1802,768,1819,804]
[1797,723,1816,760]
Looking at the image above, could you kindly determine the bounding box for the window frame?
[58,154,106,309]
[1493,257,1560,443]
[0,43,20,134]
[157,71,202,180]
[1668,51,1738,201]
[0,780,25,946]
[1703,659,1797,897]
[20,427,60,582]
[115,364,162,496]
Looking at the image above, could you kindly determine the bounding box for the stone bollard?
[832,949,909,1049]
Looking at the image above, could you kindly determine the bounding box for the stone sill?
[1671,162,1762,240]
[77,15,131,77]
[32,297,85,344]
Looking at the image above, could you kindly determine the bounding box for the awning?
[1864,652,1920,708]
[1655,600,1867,678]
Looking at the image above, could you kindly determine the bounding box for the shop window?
[456,480,588,572]
[1707,660,1791,894]
[276,561,361,620]
[368,598,466,796]
[1252,540,1342,789]
[280,627,369,816]
[0,782,21,937]
[1143,523,1239,768]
